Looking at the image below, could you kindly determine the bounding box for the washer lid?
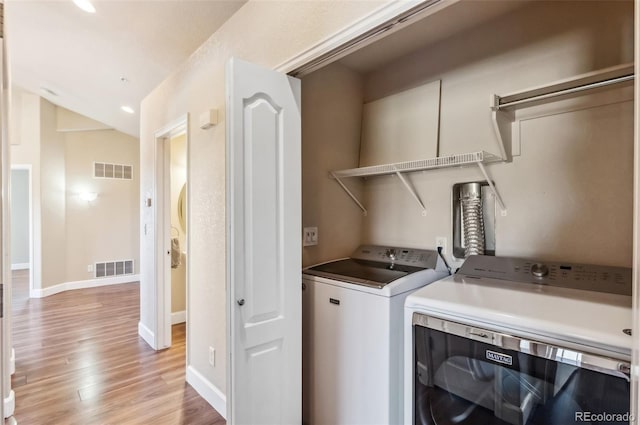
[304,259,421,288]
[304,245,444,289]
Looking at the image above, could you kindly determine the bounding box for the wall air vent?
[94,162,133,180]
[95,260,134,278]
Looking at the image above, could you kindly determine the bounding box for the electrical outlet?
[303,226,318,247]
[436,236,447,253]
[87,264,94,273]
[209,347,215,367]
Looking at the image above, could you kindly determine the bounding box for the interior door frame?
[631,0,639,418]
[152,114,189,351]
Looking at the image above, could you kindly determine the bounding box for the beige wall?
[354,1,634,268]
[64,129,139,283]
[10,90,140,289]
[301,62,365,267]
[170,134,186,314]
[40,98,67,287]
[300,2,633,271]
[10,88,41,286]
[364,1,634,154]
[57,107,111,132]
[140,0,388,395]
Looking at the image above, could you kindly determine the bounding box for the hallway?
[11,270,225,424]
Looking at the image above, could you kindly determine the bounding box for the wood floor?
[11,270,225,425]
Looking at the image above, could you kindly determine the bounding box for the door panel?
[227,57,301,425]
[244,95,282,324]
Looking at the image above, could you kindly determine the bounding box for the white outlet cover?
[303,226,318,247]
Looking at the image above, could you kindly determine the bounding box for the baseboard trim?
[138,321,156,349]
[186,365,226,419]
[171,310,186,325]
[4,390,14,418]
[11,263,29,271]
[30,274,140,298]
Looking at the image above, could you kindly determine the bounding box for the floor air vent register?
[95,260,134,278]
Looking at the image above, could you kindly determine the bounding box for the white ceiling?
[339,1,529,74]
[6,0,247,137]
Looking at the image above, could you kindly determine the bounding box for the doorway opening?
[10,166,32,301]
[152,115,189,351]
[169,132,188,328]
[9,165,32,418]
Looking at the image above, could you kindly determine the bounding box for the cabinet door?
[307,281,390,425]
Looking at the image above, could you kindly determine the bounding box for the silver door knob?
[237,299,245,306]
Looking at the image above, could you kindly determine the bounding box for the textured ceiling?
[6,0,247,137]
[338,1,529,74]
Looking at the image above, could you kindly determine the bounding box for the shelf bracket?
[490,95,513,162]
[476,162,506,215]
[394,170,427,216]
[330,172,367,216]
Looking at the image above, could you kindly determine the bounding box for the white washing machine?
[302,245,449,425]
[404,255,632,425]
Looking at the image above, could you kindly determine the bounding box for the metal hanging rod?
[496,74,634,110]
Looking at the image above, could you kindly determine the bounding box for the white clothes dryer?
[404,255,632,425]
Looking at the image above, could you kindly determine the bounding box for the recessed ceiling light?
[121,106,135,114]
[73,0,96,14]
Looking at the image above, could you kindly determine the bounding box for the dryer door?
[412,315,630,425]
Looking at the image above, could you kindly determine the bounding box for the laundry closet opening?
[298,1,633,424]
[300,0,633,270]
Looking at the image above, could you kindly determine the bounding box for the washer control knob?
[386,248,397,261]
[531,263,549,278]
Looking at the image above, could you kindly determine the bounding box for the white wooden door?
[226,57,301,425]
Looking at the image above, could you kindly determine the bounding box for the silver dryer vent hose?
[460,183,485,257]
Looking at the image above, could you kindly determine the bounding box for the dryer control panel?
[458,255,631,296]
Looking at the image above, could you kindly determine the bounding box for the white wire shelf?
[331,151,503,178]
[330,151,506,216]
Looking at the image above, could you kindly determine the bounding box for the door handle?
[237,299,245,306]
